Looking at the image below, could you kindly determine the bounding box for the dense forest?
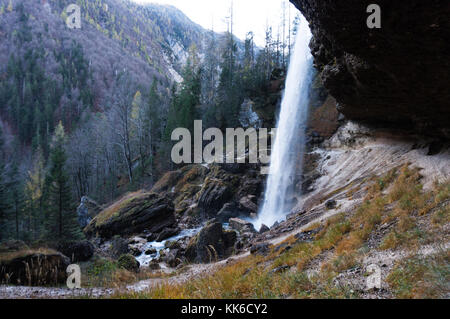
[0,0,298,243]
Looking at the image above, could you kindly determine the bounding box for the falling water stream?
[254,17,313,230]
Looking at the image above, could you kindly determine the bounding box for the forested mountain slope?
[0,0,289,243]
[0,0,217,146]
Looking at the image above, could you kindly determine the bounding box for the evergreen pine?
[7,162,25,240]
[44,122,83,242]
[0,126,10,242]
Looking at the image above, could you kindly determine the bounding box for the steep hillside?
[0,0,217,144]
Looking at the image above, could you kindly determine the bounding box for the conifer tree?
[0,126,10,242]
[24,146,45,241]
[177,46,201,134]
[164,47,201,137]
[44,122,83,242]
[145,79,162,182]
[216,31,242,129]
[7,162,25,240]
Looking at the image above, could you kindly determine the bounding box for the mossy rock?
[118,254,140,273]
[84,192,175,238]
[151,165,208,196]
[174,165,208,191]
[151,171,182,194]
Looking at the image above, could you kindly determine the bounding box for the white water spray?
[254,17,313,230]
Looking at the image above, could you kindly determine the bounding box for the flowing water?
[136,223,231,267]
[136,227,202,267]
[254,17,313,230]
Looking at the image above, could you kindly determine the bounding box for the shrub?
[118,254,140,273]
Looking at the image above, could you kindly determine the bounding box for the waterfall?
[254,17,313,230]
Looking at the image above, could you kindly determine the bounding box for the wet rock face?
[155,228,180,242]
[195,165,263,220]
[308,95,340,140]
[291,0,450,138]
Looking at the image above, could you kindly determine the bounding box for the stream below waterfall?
[136,227,201,267]
[136,223,231,267]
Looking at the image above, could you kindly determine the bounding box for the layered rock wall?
[291,0,450,138]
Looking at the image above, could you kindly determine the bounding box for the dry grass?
[0,248,58,263]
[302,222,322,233]
[94,190,147,225]
[81,256,172,288]
[0,248,65,286]
[386,250,449,299]
[432,205,450,226]
[379,166,449,251]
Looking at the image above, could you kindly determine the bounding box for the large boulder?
[291,0,450,138]
[57,240,94,262]
[162,249,183,268]
[229,218,256,233]
[84,191,176,239]
[236,177,263,200]
[185,222,237,263]
[150,163,264,226]
[151,171,182,194]
[0,250,70,286]
[238,196,258,214]
[109,236,130,258]
[155,227,180,242]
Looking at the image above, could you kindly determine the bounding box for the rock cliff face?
[290,0,450,138]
